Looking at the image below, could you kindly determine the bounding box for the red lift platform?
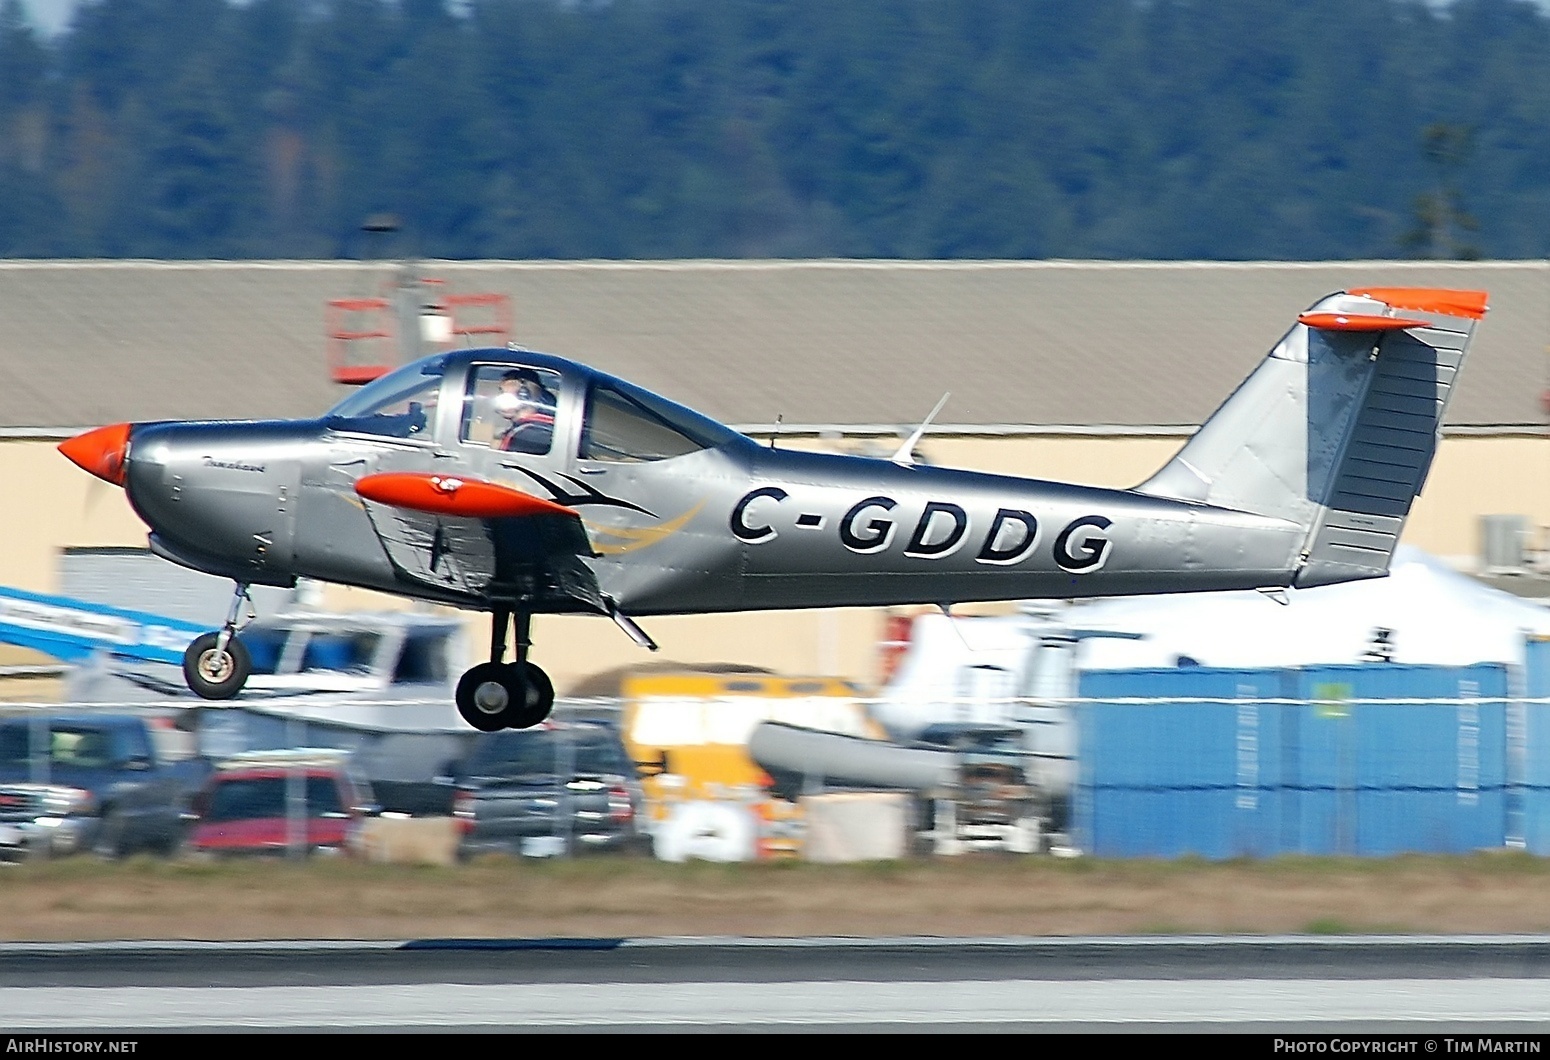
[326,271,514,385]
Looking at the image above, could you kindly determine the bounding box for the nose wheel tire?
[455,661,555,731]
[183,633,252,700]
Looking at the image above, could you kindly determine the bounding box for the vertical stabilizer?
[1135,287,1487,588]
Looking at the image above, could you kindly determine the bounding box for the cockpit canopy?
[323,350,744,462]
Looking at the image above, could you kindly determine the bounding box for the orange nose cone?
[58,422,132,486]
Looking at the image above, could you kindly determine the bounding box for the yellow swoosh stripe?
[585,502,705,555]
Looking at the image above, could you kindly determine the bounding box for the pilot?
[493,367,557,455]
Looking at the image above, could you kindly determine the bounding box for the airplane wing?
[353,472,607,613]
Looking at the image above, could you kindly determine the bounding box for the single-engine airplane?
[59,285,1486,732]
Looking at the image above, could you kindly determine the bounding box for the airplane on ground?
[59,285,1487,732]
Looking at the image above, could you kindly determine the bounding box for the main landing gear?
[455,609,555,732]
[183,582,254,700]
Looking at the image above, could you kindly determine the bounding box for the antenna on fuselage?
[937,601,976,652]
[770,414,782,449]
[892,392,950,467]
[1256,587,1292,606]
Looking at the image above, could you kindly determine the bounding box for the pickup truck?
[451,721,650,858]
[0,714,211,859]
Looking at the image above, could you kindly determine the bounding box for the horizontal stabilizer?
[1297,312,1432,332]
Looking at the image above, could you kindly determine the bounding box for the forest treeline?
[2,0,1549,260]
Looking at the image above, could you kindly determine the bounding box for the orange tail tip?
[58,422,131,486]
[1349,287,1490,320]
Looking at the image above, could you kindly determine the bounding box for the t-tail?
[1135,286,1488,588]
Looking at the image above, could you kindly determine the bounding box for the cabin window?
[300,632,380,674]
[460,364,562,456]
[205,776,345,821]
[395,632,451,683]
[579,378,737,462]
[238,629,287,675]
[323,356,447,439]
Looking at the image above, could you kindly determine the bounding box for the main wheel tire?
[183,633,252,700]
[456,662,518,732]
[92,809,127,860]
[150,811,188,858]
[177,841,215,864]
[504,661,554,729]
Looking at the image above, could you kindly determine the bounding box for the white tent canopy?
[1067,546,1550,671]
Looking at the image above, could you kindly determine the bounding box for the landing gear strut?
[183,582,253,700]
[455,609,555,732]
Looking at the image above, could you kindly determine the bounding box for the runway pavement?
[4,935,1550,1031]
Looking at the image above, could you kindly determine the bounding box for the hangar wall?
[6,259,1544,693]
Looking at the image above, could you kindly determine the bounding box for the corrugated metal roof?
[1,259,1543,429]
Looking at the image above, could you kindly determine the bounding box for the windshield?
[323,355,447,438]
[0,724,118,768]
[237,629,287,676]
[464,730,632,779]
[237,628,381,676]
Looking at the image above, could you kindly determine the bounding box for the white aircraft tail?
[1135,287,1488,588]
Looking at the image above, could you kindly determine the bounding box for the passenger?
[493,368,556,455]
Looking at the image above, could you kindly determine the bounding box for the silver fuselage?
[119,349,1305,618]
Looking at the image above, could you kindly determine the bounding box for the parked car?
[183,748,378,858]
[450,721,649,857]
[0,713,210,860]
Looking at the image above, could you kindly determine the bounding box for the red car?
[185,751,378,858]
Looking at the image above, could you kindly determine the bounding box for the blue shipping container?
[1287,665,1506,857]
[1519,637,1550,854]
[1077,667,1288,859]
[1075,663,1510,859]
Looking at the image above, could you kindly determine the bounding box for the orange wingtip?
[354,472,575,519]
[1348,287,1489,320]
[1298,312,1432,332]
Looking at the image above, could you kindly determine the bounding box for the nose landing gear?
[183,583,254,700]
[455,609,555,731]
